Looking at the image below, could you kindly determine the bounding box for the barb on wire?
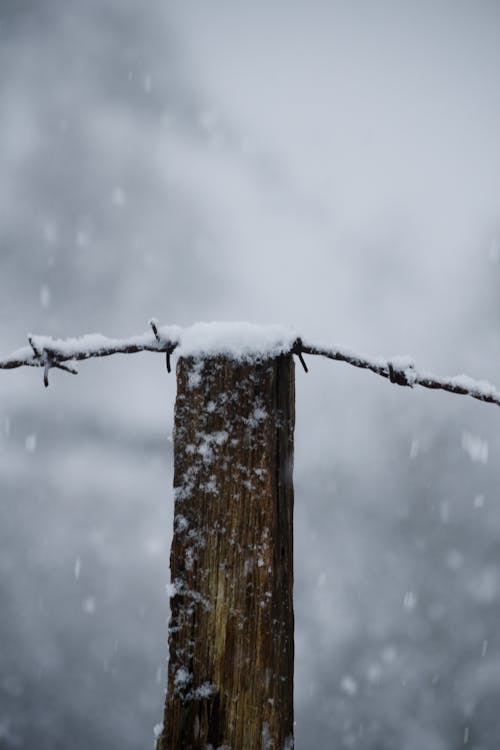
[149,318,173,371]
[0,323,181,387]
[149,319,161,342]
[291,338,309,374]
[298,342,500,408]
[27,333,80,387]
[0,322,499,408]
[28,335,41,358]
[43,357,79,388]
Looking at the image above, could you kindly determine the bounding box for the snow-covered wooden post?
[156,352,295,750]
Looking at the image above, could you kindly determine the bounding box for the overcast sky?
[1,2,499,748]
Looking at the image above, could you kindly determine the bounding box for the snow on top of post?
[1,320,499,408]
[168,322,297,361]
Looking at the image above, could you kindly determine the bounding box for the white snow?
[1,345,37,365]
[165,581,179,598]
[192,681,216,699]
[39,284,51,309]
[2,322,500,412]
[24,433,37,453]
[262,721,271,750]
[451,374,498,398]
[83,596,96,614]
[340,675,358,696]
[187,360,204,388]
[473,494,485,509]
[174,666,191,688]
[316,342,385,369]
[153,723,163,740]
[111,186,126,207]
[462,431,489,464]
[173,321,297,361]
[409,438,419,459]
[388,355,415,372]
[403,591,417,611]
[418,371,500,400]
[246,405,267,427]
[174,514,189,532]
[387,355,417,385]
[7,322,294,365]
[31,331,162,358]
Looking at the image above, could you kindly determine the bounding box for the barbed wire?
[296,341,500,408]
[0,321,498,408]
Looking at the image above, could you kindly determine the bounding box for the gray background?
[1,1,499,748]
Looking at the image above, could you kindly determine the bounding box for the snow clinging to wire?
[0,320,499,408]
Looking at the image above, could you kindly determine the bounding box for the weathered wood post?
[156,352,295,750]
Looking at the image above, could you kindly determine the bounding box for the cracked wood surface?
[157,354,295,750]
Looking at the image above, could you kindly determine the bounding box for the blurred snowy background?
[1,1,499,747]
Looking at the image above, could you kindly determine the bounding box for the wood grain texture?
[157,354,295,750]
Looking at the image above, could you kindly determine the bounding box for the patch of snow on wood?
[176,322,297,361]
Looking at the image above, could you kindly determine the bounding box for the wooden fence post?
[156,353,295,750]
